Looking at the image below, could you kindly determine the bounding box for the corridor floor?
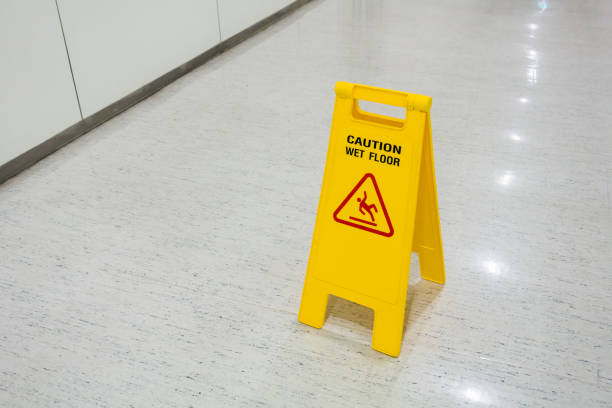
[1,0,611,406]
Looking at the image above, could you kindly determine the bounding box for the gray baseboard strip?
[0,0,312,185]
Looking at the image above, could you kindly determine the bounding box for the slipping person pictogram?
[357,191,377,222]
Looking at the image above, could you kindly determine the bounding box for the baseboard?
[0,0,312,185]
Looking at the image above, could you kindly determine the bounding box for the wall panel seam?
[54,0,83,119]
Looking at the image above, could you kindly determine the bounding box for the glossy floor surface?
[1,0,611,406]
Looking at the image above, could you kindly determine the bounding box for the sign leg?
[372,305,405,357]
[298,279,329,329]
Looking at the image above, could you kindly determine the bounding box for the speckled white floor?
[1,0,611,406]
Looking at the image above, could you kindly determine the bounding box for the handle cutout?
[352,100,405,128]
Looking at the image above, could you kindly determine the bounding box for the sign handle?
[335,81,432,112]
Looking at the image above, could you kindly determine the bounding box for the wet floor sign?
[298,82,445,357]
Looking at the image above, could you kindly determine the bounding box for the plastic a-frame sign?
[298,82,445,357]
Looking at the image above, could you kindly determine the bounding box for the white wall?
[56,0,221,117]
[217,0,293,40]
[1,0,296,168]
[0,0,82,166]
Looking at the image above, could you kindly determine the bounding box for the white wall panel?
[0,1,81,166]
[217,0,293,40]
[57,0,220,117]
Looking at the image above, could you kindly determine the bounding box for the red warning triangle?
[333,173,394,237]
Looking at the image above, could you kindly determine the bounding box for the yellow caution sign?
[298,82,445,357]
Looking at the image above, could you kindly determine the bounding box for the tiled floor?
[1,0,611,406]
